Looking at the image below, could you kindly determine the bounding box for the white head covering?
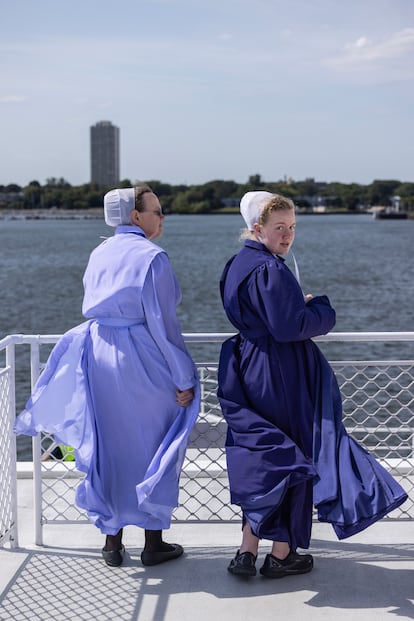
[104,188,135,227]
[240,191,274,230]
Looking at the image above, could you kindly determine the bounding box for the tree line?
[1,175,414,213]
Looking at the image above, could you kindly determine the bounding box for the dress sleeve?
[143,252,197,390]
[249,261,336,342]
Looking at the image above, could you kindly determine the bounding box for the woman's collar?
[244,238,285,261]
[115,224,146,237]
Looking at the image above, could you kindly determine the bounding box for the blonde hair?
[258,194,295,224]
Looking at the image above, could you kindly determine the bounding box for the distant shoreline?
[0,208,412,220]
[0,208,103,220]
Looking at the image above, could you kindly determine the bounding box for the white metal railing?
[0,337,18,548]
[0,332,413,547]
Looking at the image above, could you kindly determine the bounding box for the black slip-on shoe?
[102,545,125,567]
[228,550,257,577]
[141,543,184,566]
[259,551,313,579]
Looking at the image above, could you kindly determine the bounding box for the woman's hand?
[304,294,313,303]
[176,388,194,407]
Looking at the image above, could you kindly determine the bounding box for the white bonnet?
[240,191,274,230]
[104,188,135,227]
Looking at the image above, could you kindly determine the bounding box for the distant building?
[90,121,120,186]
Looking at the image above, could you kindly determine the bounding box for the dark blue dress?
[218,239,407,550]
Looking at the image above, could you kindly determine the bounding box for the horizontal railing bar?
[346,429,413,434]
[185,332,414,343]
[16,458,414,477]
[2,332,414,350]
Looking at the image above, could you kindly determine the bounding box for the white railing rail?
[1,332,413,547]
[0,337,18,548]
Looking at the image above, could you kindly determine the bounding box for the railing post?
[199,366,205,417]
[6,341,19,548]
[30,339,43,546]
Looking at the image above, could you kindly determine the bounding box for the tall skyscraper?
[90,121,120,186]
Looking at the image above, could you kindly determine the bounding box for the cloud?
[0,95,26,103]
[326,28,414,80]
[344,28,414,62]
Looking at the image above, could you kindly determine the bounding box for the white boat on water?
[371,195,408,219]
[371,206,408,220]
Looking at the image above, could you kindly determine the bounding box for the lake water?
[1,213,413,458]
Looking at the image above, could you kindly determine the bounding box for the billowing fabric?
[218,239,407,549]
[14,225,200,534]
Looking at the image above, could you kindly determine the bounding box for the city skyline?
[2,0,414,188]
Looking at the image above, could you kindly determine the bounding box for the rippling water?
[1,213,413,458]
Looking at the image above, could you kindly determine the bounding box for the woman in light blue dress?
[14,185,200,567]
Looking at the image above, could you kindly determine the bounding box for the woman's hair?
[241,194,295,239]
[134,183,153,211]
[258,194,295,225]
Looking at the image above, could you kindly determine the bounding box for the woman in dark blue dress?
[218,191,407,579]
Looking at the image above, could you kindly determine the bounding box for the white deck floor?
[0,478,413,621]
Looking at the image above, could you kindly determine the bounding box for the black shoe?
[259,551,313,578]
[228,550,257,576]
[102,545,125,567]
[141,543,184,566]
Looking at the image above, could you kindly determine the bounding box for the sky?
[2,0,414,187]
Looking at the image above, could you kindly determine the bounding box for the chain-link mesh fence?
[37,360,414,525]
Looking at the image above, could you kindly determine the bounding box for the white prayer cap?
[104,188,135,227]
[240,191,274,230]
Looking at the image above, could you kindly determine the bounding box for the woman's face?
[254,209,296,255]
[134,192,165,240]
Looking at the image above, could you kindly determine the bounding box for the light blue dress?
[14,225,201,534]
